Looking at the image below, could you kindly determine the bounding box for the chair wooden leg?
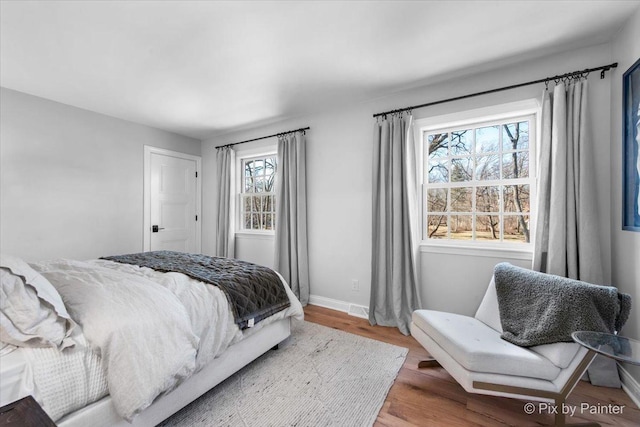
[418,357,441,368]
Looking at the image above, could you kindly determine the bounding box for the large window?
[240,154,276,231]
[423,113,535,245]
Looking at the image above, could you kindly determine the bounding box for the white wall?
[420,249,532,315]
[610,7,640,388]
[235,234,275,269]
[0,88,201,261]
[202,42,615,316]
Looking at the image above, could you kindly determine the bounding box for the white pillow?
[0,254,77,349]
[474,275,503,333]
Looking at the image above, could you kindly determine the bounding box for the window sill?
[419,242,532,260]
[235,231,275,240]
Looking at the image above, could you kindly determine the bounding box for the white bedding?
[12,258,304,422]
[22,334,108,421]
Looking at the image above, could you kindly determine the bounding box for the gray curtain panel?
[533,80,619,387]
[533,80,603,283]
[275,131,310,305]
[215,146,235,258]
[369,114,422,336]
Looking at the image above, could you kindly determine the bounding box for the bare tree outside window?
[424,116,534,244]
[241,155,276,231]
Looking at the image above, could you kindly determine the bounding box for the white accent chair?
[410,276,599,427]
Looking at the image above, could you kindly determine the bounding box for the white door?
[144,147,201,253]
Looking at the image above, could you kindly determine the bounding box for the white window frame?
[235,147,277,235]
[415,99,540,253]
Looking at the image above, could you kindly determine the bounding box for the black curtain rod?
[373,62,618,118]
[219,127,310,149]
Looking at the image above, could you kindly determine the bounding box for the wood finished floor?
[303,305,640,427]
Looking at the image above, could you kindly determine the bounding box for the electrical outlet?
[351,279,359,292]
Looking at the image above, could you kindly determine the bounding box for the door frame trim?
[143,146,202,253]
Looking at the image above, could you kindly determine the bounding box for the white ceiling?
[1,1,639,140]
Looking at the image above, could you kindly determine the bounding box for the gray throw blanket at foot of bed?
[102,251,291,329]
[494,263,632,347]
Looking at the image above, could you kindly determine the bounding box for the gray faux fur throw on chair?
[494,263,632,347]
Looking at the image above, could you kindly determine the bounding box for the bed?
[0,251,304,426]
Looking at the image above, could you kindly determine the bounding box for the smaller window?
[240,154,277,231]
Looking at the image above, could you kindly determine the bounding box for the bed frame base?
[57,318,292,427]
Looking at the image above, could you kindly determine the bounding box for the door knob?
[152,225,166,233]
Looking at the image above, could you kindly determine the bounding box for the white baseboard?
[308,294,370,319]
[619,365,640,409]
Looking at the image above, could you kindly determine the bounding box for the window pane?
[254,177,265,192]
[504,215,530,243]
[259,195,267,213]
[427,188,447,212]
[427,215,448,239]
[428,159,449,183]
[265,195,272,213]
[244,160,254,177]
[475,215,500,241]
[264,195,272,213]
[258,195,266,213]
[263,175,275,192]
[244,177,254,192]
[427,133,448,158]
[475,125,499,153]
[504,185,530,213]
[476,186,499,212]
[476,154,500,180]
[450,130,472,156]
[243,196,251,214]
[265,157,275,176]
[502,121,529,151]
[450,215,472,240]
[264,214,274,230]
[451,187,472,212]
[251,213,260,229]
[247,195,255,213]
[258,213,267,229]
[502,151,529,179]
[451,158,473,182]
[253,159,264,176]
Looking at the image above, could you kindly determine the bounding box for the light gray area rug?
[159,320,408,427]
